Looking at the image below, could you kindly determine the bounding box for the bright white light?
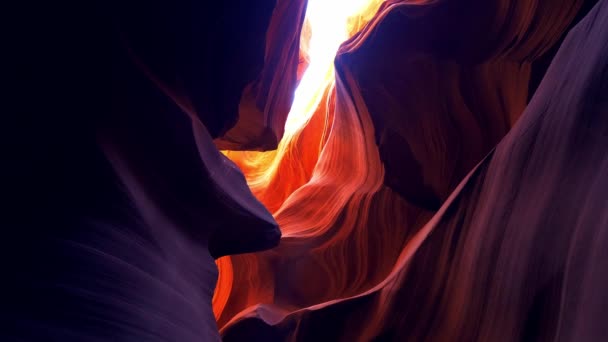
[283,0,375,137]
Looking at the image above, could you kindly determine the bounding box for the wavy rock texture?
[6,0,607,340]
[220,0,608,340]
[6,0,281,340]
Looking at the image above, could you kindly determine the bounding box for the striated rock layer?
[6,0,607,340]
[220,0,608,340]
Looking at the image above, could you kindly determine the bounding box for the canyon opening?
[8,0,608,341]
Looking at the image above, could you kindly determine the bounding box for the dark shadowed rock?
[5,0,280,340]
[342,0,588,207]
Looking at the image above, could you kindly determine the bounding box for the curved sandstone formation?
[6,1,282,340]
[221,0,608,340]
[7,0,607,340]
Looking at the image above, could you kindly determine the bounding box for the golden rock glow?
[214,0,385,322]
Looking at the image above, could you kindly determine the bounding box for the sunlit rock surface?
[6,0,608,340]
[221,0,608,340]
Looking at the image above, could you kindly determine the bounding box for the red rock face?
[7,0,607,340]
[216,0,608,340]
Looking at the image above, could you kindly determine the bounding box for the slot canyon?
[6,0,608,340]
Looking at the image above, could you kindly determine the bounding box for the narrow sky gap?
[284,0,382,137]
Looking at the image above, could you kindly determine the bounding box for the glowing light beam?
[284,0,383,137]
